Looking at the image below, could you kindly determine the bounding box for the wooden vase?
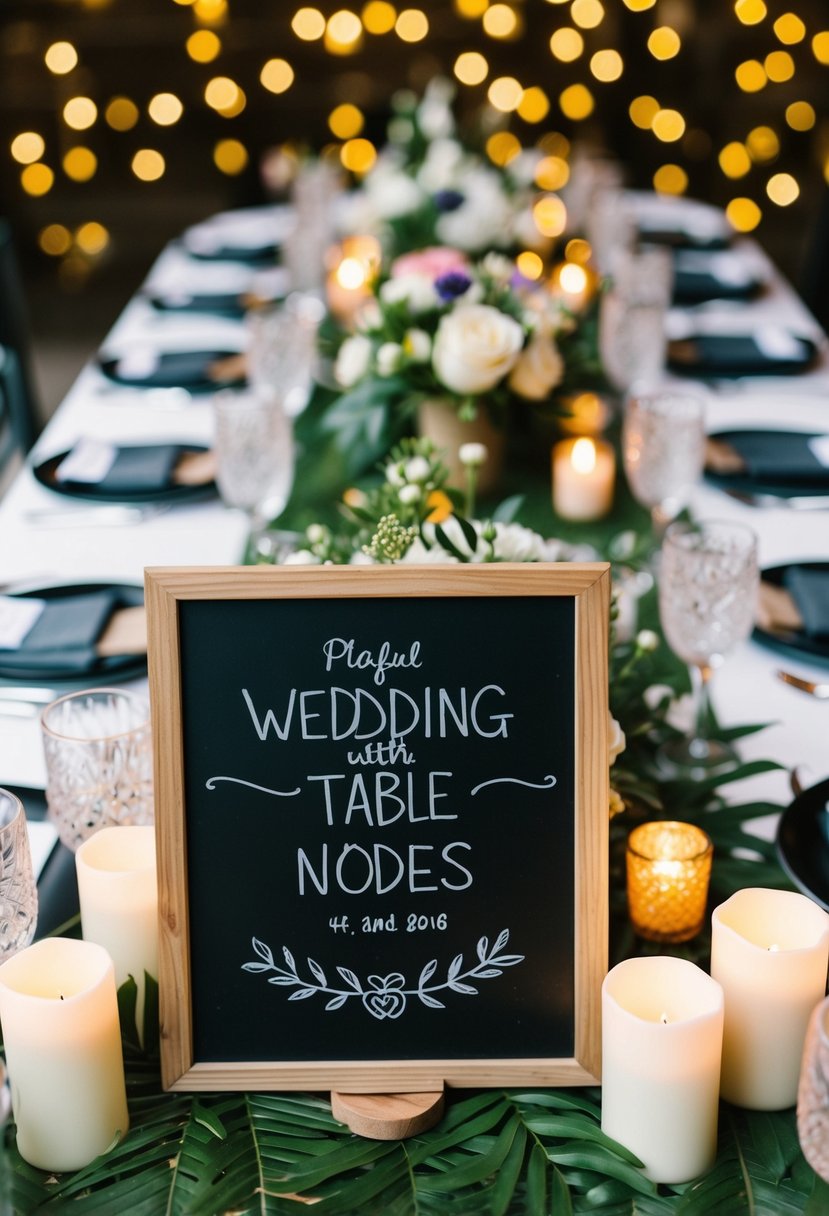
[416,398,505,497]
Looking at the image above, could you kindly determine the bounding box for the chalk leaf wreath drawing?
[242,928,524,1020]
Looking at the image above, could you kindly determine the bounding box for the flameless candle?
[602,956,724,1184]
[0,937,129,1172]
[626,821,713,943]
[552,436,615,521]
[711,887,829,1110]
[76,825,158,1040]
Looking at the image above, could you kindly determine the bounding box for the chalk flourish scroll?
[241,929,524,1021]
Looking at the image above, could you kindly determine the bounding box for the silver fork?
[776,670,829,698]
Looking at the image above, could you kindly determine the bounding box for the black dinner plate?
[753,562,829,667]
[637,224,731,251]
[705,430,829,500]
[182,237,279,264]
[0,581,146,683]
[668,331,817,378]
[146,290,248,317]
[776,778,829,912]
[98,349,245,392]
[672,265,763,306]
[32,443,216,505]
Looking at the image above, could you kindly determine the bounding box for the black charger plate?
[33,443,216,505]
[776,778,829,912]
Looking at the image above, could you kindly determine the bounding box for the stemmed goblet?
[0,789,37,962]
[658,519,759,772]
[599,246,674,393]
[622,390,707,539]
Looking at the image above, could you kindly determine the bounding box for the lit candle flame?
[559,261,588,297]
[571,437,597,475]
[660,1011,669,1024]
[768,943,780,952]
[335,256,367,290]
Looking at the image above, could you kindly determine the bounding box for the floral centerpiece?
[325,248,574,490]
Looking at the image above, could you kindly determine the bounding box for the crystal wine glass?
[246,293,322,419]
[658,519,759,772]
[623,390,707,538]
[798,996,829,1184]
[212,387,295,558]
[0,789,37,961]
[599,246,674,393]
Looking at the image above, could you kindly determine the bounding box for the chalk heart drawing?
[242,930,524,1021]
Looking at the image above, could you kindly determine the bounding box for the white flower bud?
[376,341,402,377]
[404,456,431,483]
[459,442,488,468]
[636,629,660,653]
[398,483,422,504]
[404,328,431,362]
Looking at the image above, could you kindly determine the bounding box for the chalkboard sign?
[146,563,610,1093]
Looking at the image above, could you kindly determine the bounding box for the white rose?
[404,456,431,483]
[385,461,405,486]
[366,168,424,219]
[490,522,547,562]
[283,549,322,565]
[508,329,564,401]
[432,304,524,395]
[334,335,372,388]
[380,273,438,314]
[608,714,626,765]
[398,483,421,504]
[399,537,460,564]
[376,341,402,376]
[404,328,431,362]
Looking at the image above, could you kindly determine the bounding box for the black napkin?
[669,333,814,377]
[100,349,244,390]
[717,432,829,484]
[59,443,182,494]
[784,567,829,639]
[637,226,730,251]
[0,590,118,672]
[148,291,245,317]
[185,240,279,264]
[672,268,758,305]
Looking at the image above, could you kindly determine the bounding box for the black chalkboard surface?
[146,563,609,1093]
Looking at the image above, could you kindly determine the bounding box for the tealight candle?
[711,887,829,1110]
[602,956,724,1184]
[552,436,615,521]
[626,821,713,943]
[325,235,381,326]
[0,937,129,1172]
[76,825,158,1041]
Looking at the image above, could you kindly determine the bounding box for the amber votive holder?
[626,821,713,943]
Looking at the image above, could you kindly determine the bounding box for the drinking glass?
[212,388,295,553]
[798,996,829,1184]
[658,520,759,772]
[246,294,322,419]
[623,391,707,537]
[0,789,37,961]
[599,246,674,393]
[41,688,154,852]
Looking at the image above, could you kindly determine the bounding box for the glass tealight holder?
[798,995,829,1183]
[626,821,713,943]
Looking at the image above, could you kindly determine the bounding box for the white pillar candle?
[0,937,129,1172]
[552,436,615,521]
[711,887,829,1110]
[76,825,158,1040]
[602,956,724,1184]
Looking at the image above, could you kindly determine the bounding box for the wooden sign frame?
[146,562,610,1094]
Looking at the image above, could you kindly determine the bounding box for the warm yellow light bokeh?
[486,131,521,165]
[764,49,794,81]
[75,221,109,255]
[651,108,685,142]
[735,0,767,24]
[623,0,655,9]
[539,131,571,157]
[454,50,489,84]
[516,250,544,280]
[214,139,249,175]
[340,137,377,174]
[735,59,767,91]
[726,197,762,231]
[718,141,751,178]
[517,86,550,122]
[813,32,829,63]
[63,97,98,131]
[39,224,72,257]
[571,0,604,29]
[260,59,295,94]
[204,77,245,116]
[535,155,570,190]
[766,172,799,205]
[132,149,165,181]
[292,7,326,39]
[559,83,594,120]
[63,146,97,181]
[786,100,815,131]
[559,262,588,295]
[590,49,623,81]
[629,95,660,129]
[148,93,184,126]
[647,27,681,59]
[362,1,397,33]
[193,0,227,24]
[325,9,363,54]
[45,41,78,74]
[454,0,488,15]
[395,8,428,40]
[653,164,688,194]
[483,4,519,38]
[186,30,221,61]
[533,195,567,237]
[21,164,55,196]
[550,27,584,61]
[774,12,805,43]
[487,75,523,111]
[11,132,45,165]
[329,103,364,139]
[747,125,779,161]
[565,237,591,263]
[105,97,139,130]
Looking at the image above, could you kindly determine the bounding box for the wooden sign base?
[331,1090,445,1140]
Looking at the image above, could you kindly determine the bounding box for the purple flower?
[435,270,473,303]
[433,188,465,213]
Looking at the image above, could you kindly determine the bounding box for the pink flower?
[390,246,469,282]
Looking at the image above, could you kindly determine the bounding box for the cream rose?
[508,328,564,401]
[432,304,524,395]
